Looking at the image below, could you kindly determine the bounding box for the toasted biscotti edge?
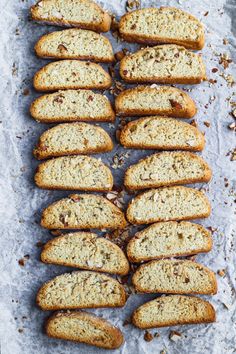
[45,311,124,349]
[126,221,213,262]
[41,194,127,230]
[41,232,130,275]
[119,46,207,84]
[33,61,112,92]
[132,296,216,329]
[33,123,114,160]
[119,8,205,50]
[30,1,112,32]
[132,260,218,295]
[115,86,197,118]
[34,156,114,191]
[34,29,115,62]
[126,187,211,225]
[124,152,212,191]
[36,271,127,310]
[30,92,115,123]
[119,117,205,151]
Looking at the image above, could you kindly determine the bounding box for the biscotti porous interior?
[41,231,130,275]
[31,0,112,32]
[132,295,216,329]
[120,44,206,84]
[33,60,112,91]
[33,123,113,159]
[37,271,127,310]
[115,85,197,118]
[132,259,217,295]
[120,116,205,151]
[119,7,205,50]
[126,186,211,224]
[35,28,114,62]
[41,194,127,229]
[46,311,124,349]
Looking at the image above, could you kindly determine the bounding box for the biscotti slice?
[120,45,206,84]
[35,155,113,191]
[30,90,115,123]
[33,60,112,91]
[124,151,211,190]
[115,86,196,118]
[46,311,124,349]
[35,29,114,62]
[126,186,211,225]
[119,7,204,50]
[41,194,127,229]
[31,0,111,32]
[37,271,126,310]
[127,221,212,262]
[132,259,217,295]
[41,232,129,275]
[132,295,216,329]
[33,123,113,159]
[120,117,205,151]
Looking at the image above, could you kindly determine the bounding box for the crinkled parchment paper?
[0,0,236,353]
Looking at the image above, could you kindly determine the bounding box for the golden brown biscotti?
[37,271,126,310]
[124,151,212,190]
[30,90,115,123]
[132,259,217,295]
[127,221,213,263]
[33,123,113,159]
[115,85,197,118]
[41,194,127,229]
[46,311,124,349]
[41,232,130,275]
[120,116,205,151]
[119,7,205,50]
[33,60,112,91]
[35,29,114,62]
[120,45,207,84]
[35,155,113,191]
[31,0,111,32]
[126,186,211,225]
[132,295,216,329]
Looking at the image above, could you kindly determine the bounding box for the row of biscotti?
[31,1,205,50]
[39,187,211,229]
[32,44,206,92]
[33,151,211,190]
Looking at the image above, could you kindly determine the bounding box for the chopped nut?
[144,331,154,342]
[212,68,218,73]
[228,122,236,131]
[190,119,198,128]
[230,148,236,161]
[231,109,236,118]
[219,53,232,69]
[169,330,182,342]
[169,99,182,109]
[204,121,211,127]
[23,88,30,96]
[223,38,229,45]
[204,11,209,16]
[217,269,226,277]
[58,44,67,52]
[126,0,140,12]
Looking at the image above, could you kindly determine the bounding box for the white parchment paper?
[0,0,236,353]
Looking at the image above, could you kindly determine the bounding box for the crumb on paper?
[217,269,226,277]
[144,331,154,342]
[169,330,182,342]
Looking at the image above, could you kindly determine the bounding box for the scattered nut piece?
[204,121,211,127]
[219,53,232,69]
[144,331,154,342]
[217,269,226,277]
[169,330,182,342]
[228,122,236,131]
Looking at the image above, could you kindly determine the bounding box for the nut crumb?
[204,121,211,127]
[169,330,182,342]
[144,330,154,342]
[217,269,226,277]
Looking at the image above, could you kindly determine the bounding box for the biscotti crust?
[115,86,197,118]
[126,221,213,262]
[124,151,212,190]
[120,45,207,84]
[36,271,127,310]
[30,90,115,123]
[132,259,217,295]
[120,117,205,151]
[126,186,211,225]
[41,194,127,229]
[33,60,112,91]
[45,311,124,349]
[34,155,114,191]
[34,29,114,62]
[33,123,113,159]
[119,7,204,50]
[31,0,111,32]
[41,231,130,275]
[132,295,216,329]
